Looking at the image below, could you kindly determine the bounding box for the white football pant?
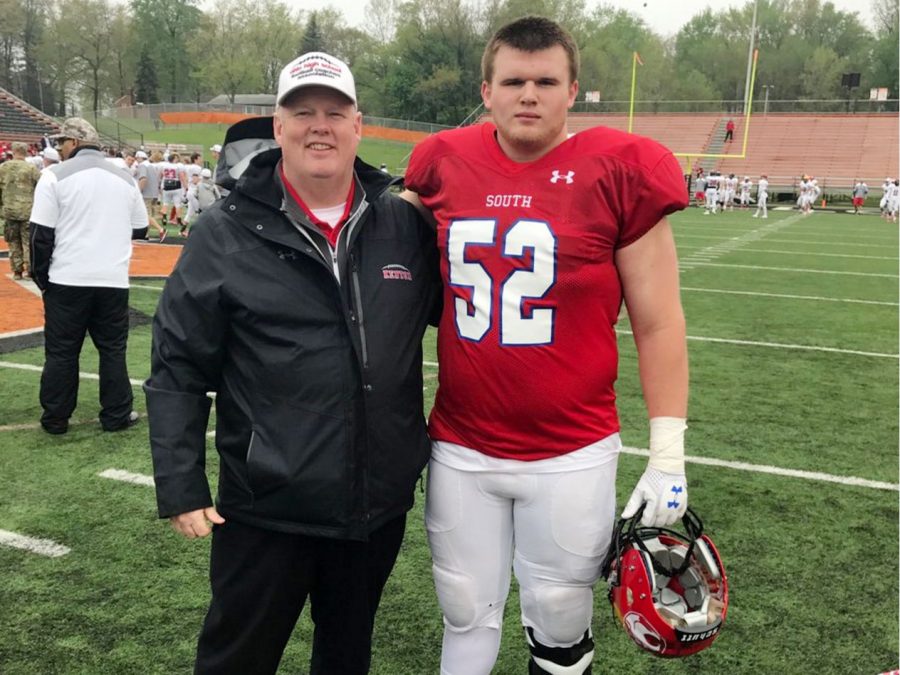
[426,455,618,675]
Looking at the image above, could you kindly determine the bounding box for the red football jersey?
[406,122,687,460]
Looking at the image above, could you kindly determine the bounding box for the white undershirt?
[310,203,345,229]
[431,433,621,473]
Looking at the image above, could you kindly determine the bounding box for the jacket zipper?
[341,199,369,369]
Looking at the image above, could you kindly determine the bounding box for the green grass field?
[1,199,897,672]
[92,120,415,175]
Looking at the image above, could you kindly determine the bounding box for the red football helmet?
[601,506,728,658]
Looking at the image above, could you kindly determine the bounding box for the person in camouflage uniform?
[0,142,41,279]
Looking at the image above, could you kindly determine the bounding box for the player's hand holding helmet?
[601,505,728,658]
[623,417,688,527]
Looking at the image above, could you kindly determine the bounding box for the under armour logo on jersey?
[550,170,575,184]
[667,485,684,509]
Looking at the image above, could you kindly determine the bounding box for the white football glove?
[622,467,687,527]
[622,417,688,527]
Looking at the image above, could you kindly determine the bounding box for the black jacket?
[145,142,440,540]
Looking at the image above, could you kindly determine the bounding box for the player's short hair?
[482,16,579,85]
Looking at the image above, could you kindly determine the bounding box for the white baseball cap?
[276,52,356,107]
[200,168,212,178]
[210,144,222,153]
[135,150,148,159]
[41,147,60,162]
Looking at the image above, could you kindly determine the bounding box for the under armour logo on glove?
[622,468,688,527]
[667,485,684,509]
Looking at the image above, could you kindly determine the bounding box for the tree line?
[0,0,897,124]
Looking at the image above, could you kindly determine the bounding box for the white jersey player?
[704,172,721,214]
[808,178,821,212]
[739,176,752,208]
[753,175,769,218]
[885,180,899,223]
[723,174,737,211]
[880,178,893,215]
[797,176,811,213]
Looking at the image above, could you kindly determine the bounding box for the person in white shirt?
[29,117,148,435]
[135,150,167,241]
[797,176,811,213]
[40,147,60,171]
[704,171,721,214]
[158,152,185,232]
[753,174,769,218]
[808,178,821,212]
[885,180,899,223]
[723,174,737,211]
[739,176,752,208]
[879,178,893,216]
[851,180,868,215]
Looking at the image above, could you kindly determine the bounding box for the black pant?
[40,284,133,430]
[195,514,407,675]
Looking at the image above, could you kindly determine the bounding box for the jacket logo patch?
[276,249,297,261]
[382,264,412,281]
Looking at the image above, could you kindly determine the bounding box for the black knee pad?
[525,627,594,675]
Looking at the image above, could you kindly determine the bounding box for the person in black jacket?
[144,52,440,675]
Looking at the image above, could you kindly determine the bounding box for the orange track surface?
[0,241,181,335]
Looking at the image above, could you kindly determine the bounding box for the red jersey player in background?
[403,16,690,675]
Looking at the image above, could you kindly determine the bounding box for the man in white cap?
[40,147,61,170]
[208,144,227,196]
[133,149,166,240]
[146,52,440,674]
[29,117,148,434]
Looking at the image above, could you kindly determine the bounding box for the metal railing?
[569,99,899,115]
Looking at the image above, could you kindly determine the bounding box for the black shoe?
[103,410,140,432]
[41,421,68,435]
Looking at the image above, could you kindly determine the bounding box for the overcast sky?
[295,0,875,36]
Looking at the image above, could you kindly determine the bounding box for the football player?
[739,176,752,208]
[402,16,690,675]
[753,174,769,218]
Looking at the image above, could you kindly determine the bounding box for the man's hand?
[622,467,687,527]
[170,507,225,539]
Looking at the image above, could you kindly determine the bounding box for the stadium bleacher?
[479,111,899,191]
[0,87,59,143]
[715,114,898,189]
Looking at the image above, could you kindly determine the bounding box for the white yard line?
[615,329,897,359]
[679,214,806,270]
[680,286,898,306]
[0,529,71,557]
[717,247,897,261]
[99,449,898,492]
[682,262,897,278]
[0,327,43,340]
[131,284,165,291]
[0,360,145,386]
[98,469,155,487]
[676,234,893,249]
[0,419,95,433]
[621,447,898,492]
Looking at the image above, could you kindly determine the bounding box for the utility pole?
[762,85,774,115]
[743,0,759,114]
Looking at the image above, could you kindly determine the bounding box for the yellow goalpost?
[628,49,760,175]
